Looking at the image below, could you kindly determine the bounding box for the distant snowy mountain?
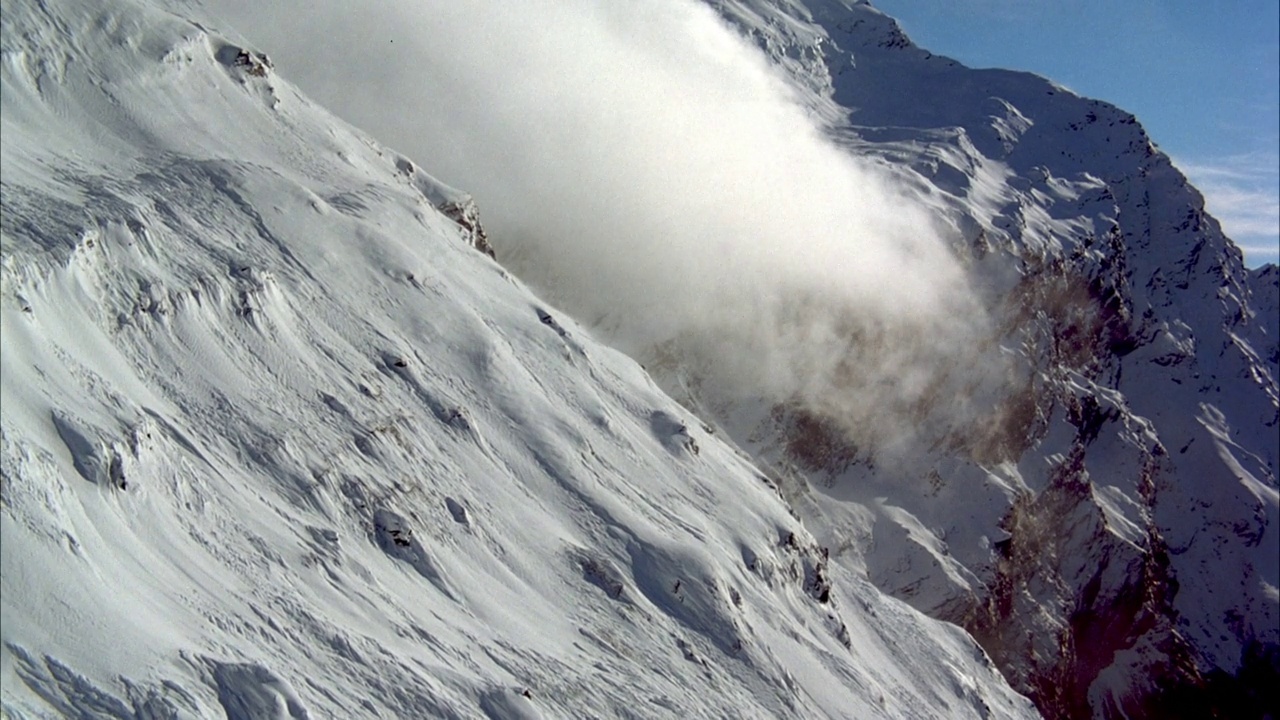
[0,0,1036,718]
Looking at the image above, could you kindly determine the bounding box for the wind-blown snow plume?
[206,0,998,441]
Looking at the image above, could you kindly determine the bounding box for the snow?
[4,0,1275,716]
[0,0,1037,717]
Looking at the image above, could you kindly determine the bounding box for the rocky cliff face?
[683,2,1279,717]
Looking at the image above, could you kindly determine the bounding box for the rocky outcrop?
[437,198,495,259]
[395,157,495,258]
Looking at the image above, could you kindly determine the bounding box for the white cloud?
[1236,242,1280,263]
[205,0,998,446]
[1175,154,1280,267]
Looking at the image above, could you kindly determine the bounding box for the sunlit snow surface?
[0,0,1038,717]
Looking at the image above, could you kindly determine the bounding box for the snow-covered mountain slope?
[683,2,1278,718]
[0,0,1041,717]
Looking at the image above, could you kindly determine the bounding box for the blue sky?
[869,0,1280,268]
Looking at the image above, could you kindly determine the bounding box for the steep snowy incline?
[0,0,1038,717]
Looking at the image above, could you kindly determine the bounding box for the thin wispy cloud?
[1178,152,1280,182]
[1194,183,1280,238]
[1236,242,1280,263]
[1176,153,1280,266]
